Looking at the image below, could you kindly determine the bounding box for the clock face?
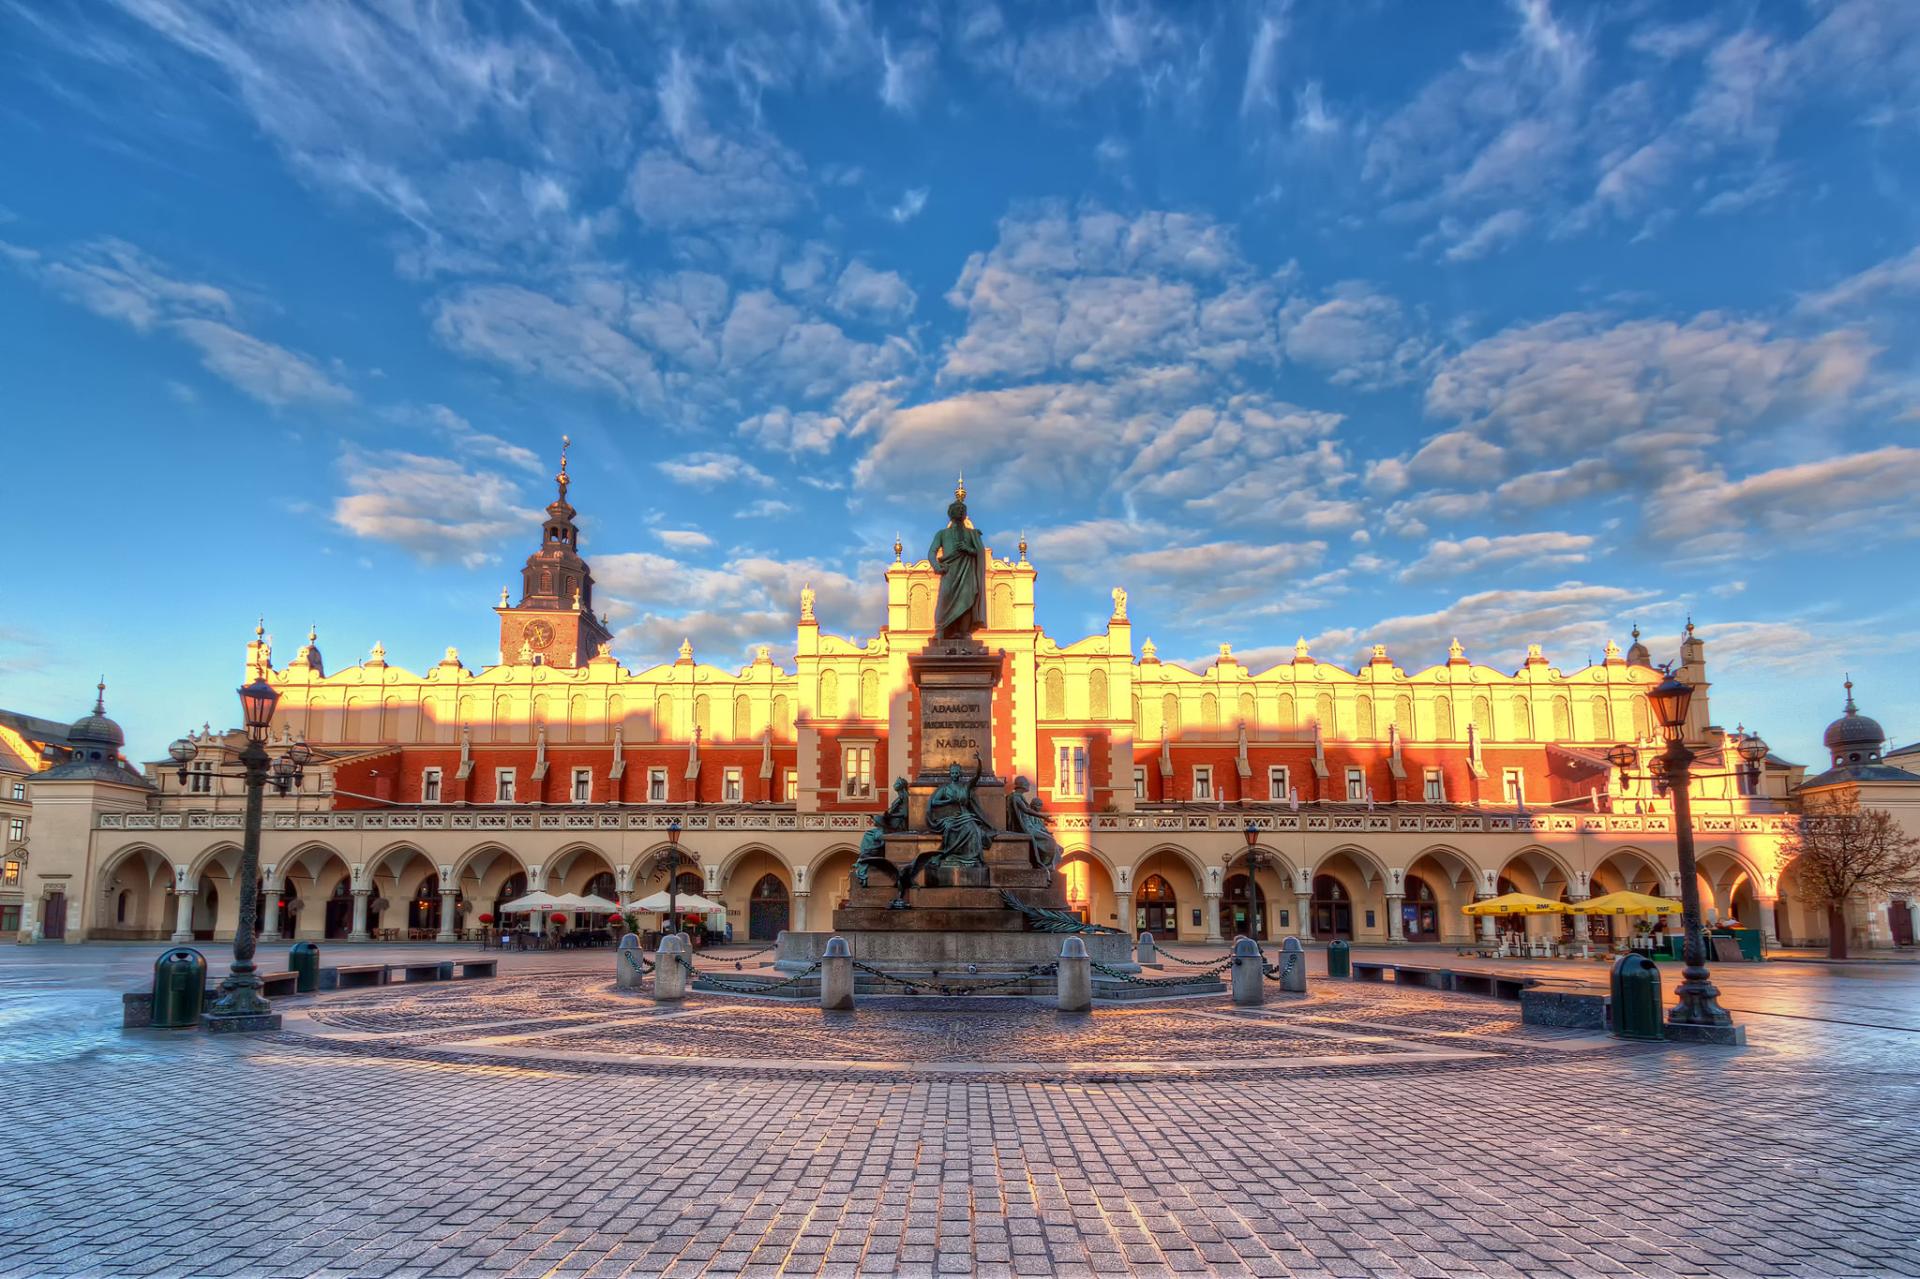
[524,620,556,651]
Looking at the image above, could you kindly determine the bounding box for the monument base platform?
[776,929,1137,972]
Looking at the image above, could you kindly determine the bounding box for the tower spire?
[94,676,106,715]
[955,471,966,501]
[1844,674,1856,714]
[556,434,571,503]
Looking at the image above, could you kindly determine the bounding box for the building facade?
[21,459,1913,951]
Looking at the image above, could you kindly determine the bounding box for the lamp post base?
[1664,1019,1746,1046]
[202,1010,283,1034]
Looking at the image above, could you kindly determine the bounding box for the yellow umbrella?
[1462,892,1569,916]
[1572,890,1682,916]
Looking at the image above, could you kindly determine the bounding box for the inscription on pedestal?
[920,690,991,775]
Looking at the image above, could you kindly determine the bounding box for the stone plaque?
[920,688,991,774]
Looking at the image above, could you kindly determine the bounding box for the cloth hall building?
[18,458,1907,954]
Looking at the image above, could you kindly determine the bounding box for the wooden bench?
[456,959,498,980]
[1350,961,1390,982]
[332,964,388,990]
[260,970,300,998]
[400,962,448,984]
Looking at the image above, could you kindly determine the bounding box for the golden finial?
[556,434,572,501]
[1018,530,1028,562]
[955,471,966,501]
[893,533,903,563]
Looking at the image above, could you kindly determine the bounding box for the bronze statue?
[1006,776,1061,872]
[927,498,988,640]
[927,752,994,866]
[852,779,910,895]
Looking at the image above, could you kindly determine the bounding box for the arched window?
[1162,693,1180,737]
[1315,692,1335,735]
[1354,695,1374,739]
[1135,874,1178,935]
[748,873,790,940]
[1591,696,1612,742]
[734,695,752,741]
[908,583,932,630]
[1043,669,1065,719]
[654,694,673,740]
[818,670,839,716]
[695,695,712,738]
[1511,696,1532,739]
[1089,668,1109,720]
[1311,874,1352,940]
[1402,873,1439,941]
[989,582,1013,628]
[1201,692,1219,731]
[584,871,616,901]
[1632,695,1652,740]
[1238,692,1256,729]
[1432,693,1453,740]
[1551,695,1572,740]
[1277,692,1296,727]
[772,695,792,737]
[859,669,880,718]
[1473,695,1492,739]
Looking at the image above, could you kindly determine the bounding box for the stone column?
[1115,891,1134,937]
[261,889,281,942]
[1203,892,1223,943]
[171,890,195,944]
[1755,897,1779,948]
[350,888,371,942]
[791,890,809,934]
[1385,893,1406,944]
[1569,899,1590,943]
[1475,897,1498,943]
[1295,892,1313,941]
[437,889,458,943]
[17,895,37,944]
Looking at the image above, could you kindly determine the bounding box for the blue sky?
[3,0,1918,766]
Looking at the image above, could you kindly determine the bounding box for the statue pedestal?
[907,646,1003,826]
[832,834,1067,933]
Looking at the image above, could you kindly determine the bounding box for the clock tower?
[496,437,613,669]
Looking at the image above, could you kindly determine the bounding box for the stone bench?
[1389,965,1452,991]
[260,971,300,998]
[400,962,450,984]
[1449,970,1534,1002]
[322,964,388,991]
[1350,961,1390,982]
[456,959,498,980]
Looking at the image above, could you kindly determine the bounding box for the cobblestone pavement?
[4,943,1919,1278]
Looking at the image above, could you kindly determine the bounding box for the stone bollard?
[653,934,689,1002]
[1277,935,1308,994]
[615,934,643,990]
[820,936,855,1011]
[1230,936,1265,1006]
[1056,936,1092,1012]
[1136,932,1161,969]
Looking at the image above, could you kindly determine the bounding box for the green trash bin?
[1327,939,1351,979]
[288,940,321,993]
[1609,953,1664,1041]
[151,948,207,1029]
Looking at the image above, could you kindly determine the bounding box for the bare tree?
[1779,793,1920,958]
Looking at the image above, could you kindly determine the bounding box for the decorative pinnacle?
[1018,530,1028,562]
[308,622,317,644]
[1685,614,1695,637]
[893,532,902,563]
[1844,674,1856,714]
[255,617,265,640]
[556,434,572,501]
[955,471,966,501]
[94,677,106,715]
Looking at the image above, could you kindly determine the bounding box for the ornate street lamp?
[168,681,314,1030]
[1227,819,1269,941]
[1628,670,1738,1039]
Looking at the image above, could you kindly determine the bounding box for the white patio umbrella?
[497,891,562,914]
[625,889,725,915]
[571,893,621,913]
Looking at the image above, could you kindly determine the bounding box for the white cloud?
[331,451,537,567]
[4,237,350,406]
[1802,244,1920,313]
[887,186,930,223]
[957,4,1211,109]
[879,36,936,114]
[656,528,715,550]
[628,132,807,230]
[656,451,773,489]
[432,285,662,405]
[830,260,917,323]
[1441,208,1530,262]
[1240,10,1286,117]
[1649,446,1920,551]
[599,549,885,665]
[737,499,797,518]
[1399,531,1595,581]
[1279,282,1432,388]
[1310,583,1658,672]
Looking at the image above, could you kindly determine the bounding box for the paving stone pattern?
[4,948,1919,1278]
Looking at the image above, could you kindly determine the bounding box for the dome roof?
[1823,679,1884,760]
[1624,624,1651,666]
[67,682,125,750]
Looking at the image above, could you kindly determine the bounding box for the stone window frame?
[1423,767,1445,803]
[1345,767,1366,802]
[420,768,442,804]
[722,766,744,803]
[494,767,516,804]
[571,766,593,804]
[1191,764,1213,802]
[5,818,22,844]
[782,768,798,803]
[1054,739,1089,799]
[1502,767,1526,806]
[647,767,669,803]
[1267,765,1290,802]
[1132,766,1147,800]
[841,740,877,800]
